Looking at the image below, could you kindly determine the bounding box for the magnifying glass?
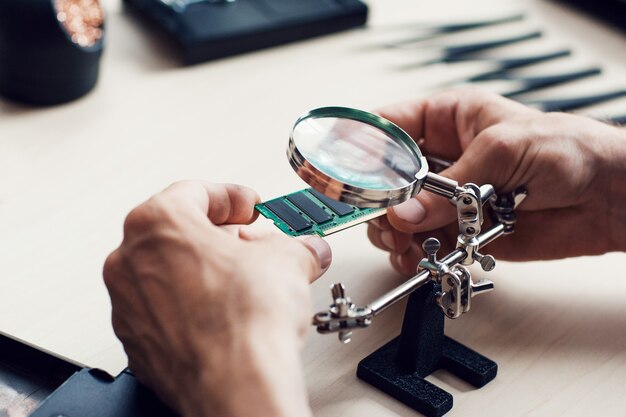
[287,106,460,208]
[285,106,528,339]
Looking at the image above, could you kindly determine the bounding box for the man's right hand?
[368,89,626,275]
[103,181,331,417]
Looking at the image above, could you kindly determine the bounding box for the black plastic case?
[0,334,175,417]
[123,0,368,64]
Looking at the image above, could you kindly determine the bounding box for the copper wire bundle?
[55,0,104,47]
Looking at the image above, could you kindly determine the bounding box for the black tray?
[0,333,175,417]
[123,0,368,64]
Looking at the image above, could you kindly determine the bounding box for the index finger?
[159,181,261,226]
[375,89,534,161]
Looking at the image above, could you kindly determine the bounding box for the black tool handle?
[503,67,602,97]
[458,49,572,81]
[526,90,626,112]
[443,31,542,58]
[437,13,525,33]
[388,13,526,46]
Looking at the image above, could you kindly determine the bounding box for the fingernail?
[380,230,395,251]
[303,235,332,270]
[392,199,426,224]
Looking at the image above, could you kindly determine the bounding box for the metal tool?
[397,30,543,69]
[456,67,602,98]
[447,49,572,82]
[382,13,526,47]
[284,106,528,415]
[284,106,526,342]
[313,184,526,341]
[524,89,626,112]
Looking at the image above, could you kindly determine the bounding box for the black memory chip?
[309,189,355,216]
[265,199,312,232]
[287,193,333,224]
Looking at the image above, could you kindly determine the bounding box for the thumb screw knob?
[479,254,496,271]
[422,238,441,263]
[331,283,346,300]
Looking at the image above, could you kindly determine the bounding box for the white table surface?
[1,0,625,416]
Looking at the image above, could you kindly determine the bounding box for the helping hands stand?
[312,173,527,417]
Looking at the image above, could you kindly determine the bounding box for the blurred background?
[0,0,625,415]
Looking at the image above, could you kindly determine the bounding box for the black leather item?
[123,0,368,65]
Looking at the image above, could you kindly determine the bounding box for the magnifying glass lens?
[292,117,421,190]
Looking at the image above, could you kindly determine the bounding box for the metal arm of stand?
[312,185,526,343]
[368,222,506,316]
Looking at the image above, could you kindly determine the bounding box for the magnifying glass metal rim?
[287,106,430,208]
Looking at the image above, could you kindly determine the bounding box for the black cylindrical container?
[0,0,105,105]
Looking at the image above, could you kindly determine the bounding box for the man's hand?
[368,89,626,275]
[103,181,331,417]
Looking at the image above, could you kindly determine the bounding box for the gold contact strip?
[322,209,387,236]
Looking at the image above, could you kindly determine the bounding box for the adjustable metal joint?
[454,183,498,270]
[313,283,372,343]
[490,186,528,234]
[311,181,527,342]
[455,184,482,238]
[419,238,493,319]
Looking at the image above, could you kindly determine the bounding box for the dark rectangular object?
[123,0,368,64]
[357,282,497,417]
[309,189,355,216]
[30,369,177,417]
[0,333,80,415]
[287,192,333,224]
[255,189,385,237]
[559,0,626,34]
[265,199,312,232]
[0,333,177,417]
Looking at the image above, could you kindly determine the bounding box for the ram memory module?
[255,188,386,237]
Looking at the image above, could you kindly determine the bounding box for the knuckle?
[123,196,174,236]
[239,184,261,206]
[479,128,516,161]
[124,204,158,235]
[102,251,121,288]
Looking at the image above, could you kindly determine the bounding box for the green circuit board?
[255,188,386,237]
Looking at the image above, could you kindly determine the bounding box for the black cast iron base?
[356,281,497,417]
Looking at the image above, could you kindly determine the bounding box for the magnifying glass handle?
[422,172,462,199]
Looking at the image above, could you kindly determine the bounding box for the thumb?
[388,131,516,234]
[255,234,332,283]
[296,235,333,282]
[245,227,333,282]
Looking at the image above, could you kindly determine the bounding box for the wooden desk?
[0,1,625,416]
